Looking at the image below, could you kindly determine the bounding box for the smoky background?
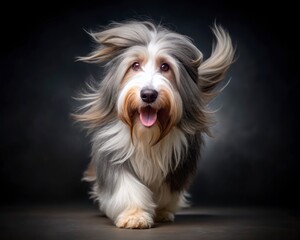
[1,1,298,207]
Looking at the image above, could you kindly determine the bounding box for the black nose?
[140,89,158,103]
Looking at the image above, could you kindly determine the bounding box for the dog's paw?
[115,208,153,229]
[155,211,174,222]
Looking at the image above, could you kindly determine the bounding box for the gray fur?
[74,20,234,227]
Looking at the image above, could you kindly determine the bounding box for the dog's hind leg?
[153,184,189,222]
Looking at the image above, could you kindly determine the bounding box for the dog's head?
[75,21,234,144]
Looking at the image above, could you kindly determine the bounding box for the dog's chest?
[129,128,186,186]
[130,150,165,186]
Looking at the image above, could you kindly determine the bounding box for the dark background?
[1,1,298,207]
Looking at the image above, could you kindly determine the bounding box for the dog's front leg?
[99,170,156,229]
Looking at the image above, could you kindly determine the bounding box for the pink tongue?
[140,107,157,127]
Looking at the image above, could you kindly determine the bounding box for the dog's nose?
[140,89,158,103]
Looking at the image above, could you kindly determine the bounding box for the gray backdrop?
[1,1,298,206]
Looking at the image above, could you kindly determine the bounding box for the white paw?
[155,211,174,222]
[115,209,153,229]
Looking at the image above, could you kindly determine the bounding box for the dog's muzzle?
[140,89,158,103]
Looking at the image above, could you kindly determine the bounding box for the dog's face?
[117,44,183,144]
[76,21,234,144]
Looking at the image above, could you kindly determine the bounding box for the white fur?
[98,171,155,221]
[75,21,234,229]
[90,121,189,227]
[131,126,187,185]
[92,121,134,164]
[92,119,187,183]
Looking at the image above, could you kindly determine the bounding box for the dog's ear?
[77,22,153,63]
[198,24,235,101]
[77,27,126,63]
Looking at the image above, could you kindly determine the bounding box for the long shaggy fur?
[74,20,234,229]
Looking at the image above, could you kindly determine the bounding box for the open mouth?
[139,106,157,127]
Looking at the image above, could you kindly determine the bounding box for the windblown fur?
[74,20,234,229]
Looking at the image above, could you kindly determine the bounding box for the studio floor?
[1,203,299,240]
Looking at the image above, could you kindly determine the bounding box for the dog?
[74,20,234,229]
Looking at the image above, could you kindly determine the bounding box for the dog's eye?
[131,62,140,71]
[160,63,170,72]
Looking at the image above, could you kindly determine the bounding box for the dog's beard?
[118,78,182,145]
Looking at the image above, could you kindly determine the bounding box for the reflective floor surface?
[1,204,299,240]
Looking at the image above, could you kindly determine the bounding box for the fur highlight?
[74,20,234,229]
